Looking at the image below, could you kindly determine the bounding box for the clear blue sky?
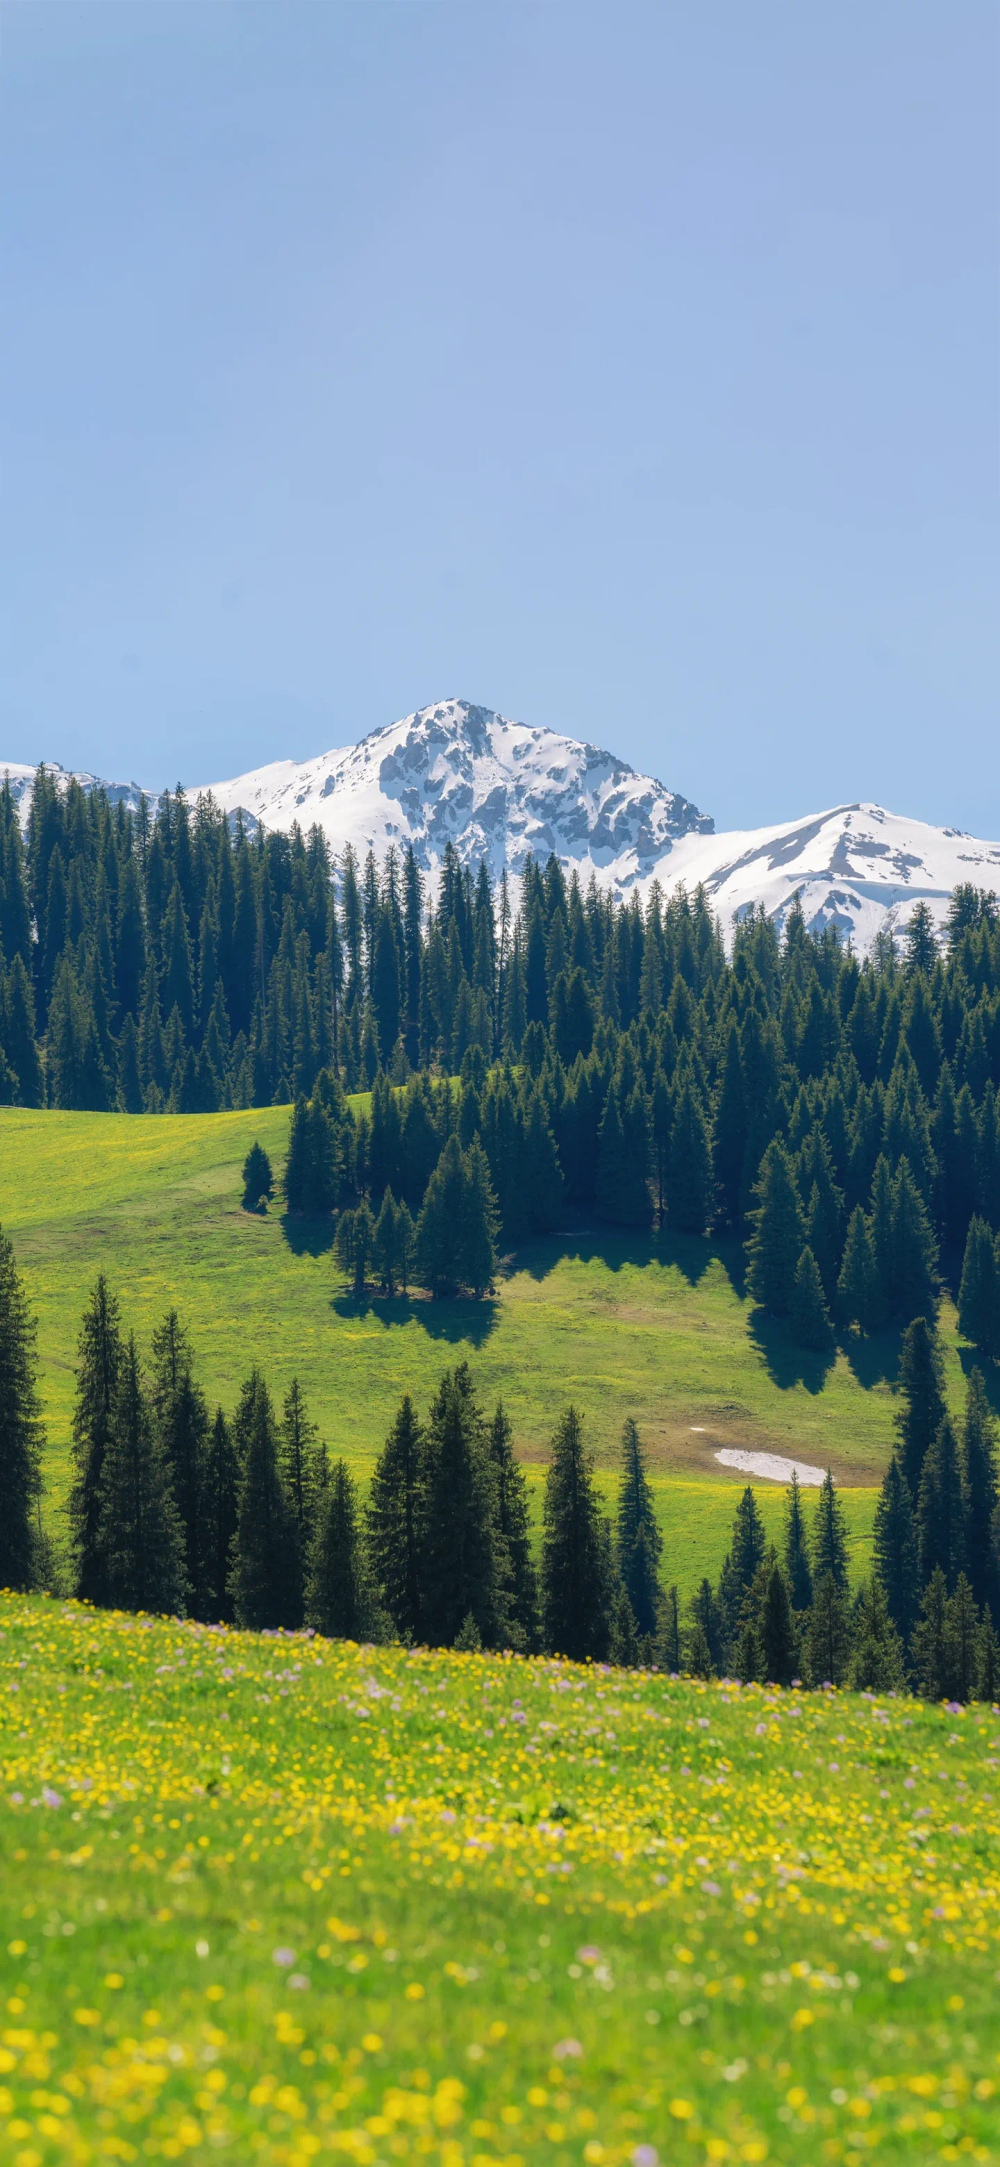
[2,1,997,833]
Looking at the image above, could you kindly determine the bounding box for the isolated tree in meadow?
[241,1139,273,1212]
[615,1417,663,1640]
[367,1394,424,1644]
[228,1372,301,1630]
[0,1225,44,1591]
[97,1335,187,1616]
[70,1274,124,1604]
[895,1317,947,1498]
[872,1451,920,1646]
[541,1406,614,1661]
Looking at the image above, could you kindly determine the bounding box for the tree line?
[2,1224,997,1702]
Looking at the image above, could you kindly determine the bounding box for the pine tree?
[849,1577,907,1691]
[487,1402,539,1652]
[70,1274,124,1603]
[596,1079,652,1227]
[805,1570,851,1686]
[97,1336,187,1615]
[3,956,44,1107]
[891,1158,939,1323]
[307,1461,381,1640]
[746,1140,805,1317]
[962,1368,999,1619]
[520,1086,564,1233]
[151,1311,207,1607]
[417,1367,505,1648]
[686,1578,723,1676]
[615,1417,663,1638]
[0,1226,44,1590]
[917,1417,966,1590]
[459,1138,500,1294]
[760,1560,798,1686]
[895,1317,946,1497]
[374,1189,402,1293]
[366,1395,424,1643]
[280,1379,320,1551]
[541,1406,613,1660]
[836,1205,879,1332]
[711,1020,747,1226]
[790,1244,834,1351]
[200,1408,238,1623]
[228,1372,301,1629]
[335,1201,376,1297]
[813,1469,850,1590]
[958,1217,1000,1357]
[947,1573,980,1703]
[665,1072,713,1234]
[911,1567,953,1700]
[872,1452,920,1644]
[609,1583,640,1668]
[784,1472,813,1610]
[241,1140,273,1211]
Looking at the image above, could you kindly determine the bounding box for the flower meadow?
[1,1596,999,2167]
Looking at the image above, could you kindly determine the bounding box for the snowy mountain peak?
[203,698,714,881]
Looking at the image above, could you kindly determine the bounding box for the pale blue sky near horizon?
[2,0,997,834]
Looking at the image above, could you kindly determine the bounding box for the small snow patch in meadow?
[714,1448,826,1486]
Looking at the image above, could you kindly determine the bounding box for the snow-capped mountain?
[5,698,999,953]
[1,759,146,818]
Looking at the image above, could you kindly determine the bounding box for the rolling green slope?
[2,1104,976,1592]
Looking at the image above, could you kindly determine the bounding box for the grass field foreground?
[2,1594,999,2165]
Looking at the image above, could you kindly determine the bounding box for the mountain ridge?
[5,696,998,954]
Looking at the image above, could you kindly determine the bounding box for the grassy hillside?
[2,1104,982,1593]
[2,1592,999,2166]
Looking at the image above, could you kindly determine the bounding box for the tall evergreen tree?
[150,1311,207,1607]
[813,1469,850,1590]
[541,1406,614,1661]
[917,1417,966,1590]
[487,1402,539,1652]
[746,1140,805,1317]
[307,1460,380,1640]
[417,1367,505,1648]
[69,1274,124,1603]
[200,1407,239,1623]
[615,1417,663,1638]
[228,1372,301,1629]
[895,1317,946,1498]
[280,1379,321,1550]
[962,1368,999,1619]
[784,1471,813,1610]
[804,1570,851,1686]
[0,1226,45,1590]
[790,1244,834,1351]
[665,1072,713,1233]
[366,1394,424,1643]
[872,1451,920,1645]
[958,1217,1000,1357]
[836,1205,879,1332]
[910,1567,953,1701]
[97,1335,187,1615]
[849,1577,907,1691]
[760,1559,798,1685]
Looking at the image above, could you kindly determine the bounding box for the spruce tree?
[241,1140,273,1212]
[962,1368,999,1618]
[665,1072,713,1234]
[0,1226,44,1590]
[615,1417,663,1639]
[201,1408,239,1623]
[958,1217,1000,1357]
[872,1452,920,1644]
[70,1274,124,1604]
[895,1317,946,1497]
[487,1402,539,1652]
[911,1567,953,1700]
[541,1406,613,1660]
[746,1140,805,1317]
[280,1379,320,1550]
[849,1577,907,1691]
[711,1021,747,1227]
[805,1570,851,1686]
[151,1312,207,1609]
[976,1613,1000,1702]
[307,1461,380,1640]
[97,1336,187,1616]
[366,1394,424,1643]
[661,1583,681,1672]
[917,1417,966,1590]
[813,1469,850,1590]
[760,1559,798,1686]
[947,1574,980,1703]
[784,1471,813,1610]
[609,1583,640,1668]
[686,1578,723,1676]
[414,1134,466,1295]
[790,1245,834,1351]
[417,1367,504,1648]
[228,1372,301,1629]
[836,1205,879,1332]
[596,1079,652,1227]
[460,1138,500,1294]
[891,1158,939,1323]
[335,1201,376,1297]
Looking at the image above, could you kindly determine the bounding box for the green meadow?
[0,1104,981,1596]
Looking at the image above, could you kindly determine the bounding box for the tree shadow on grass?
[279,1212,337,1258]
[841,1325,903,1391]
[331,1290,499,1349]
[748,1307,837,1395]
[512,1222,715,1289]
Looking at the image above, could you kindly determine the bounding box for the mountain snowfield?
[5,696,999,953]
